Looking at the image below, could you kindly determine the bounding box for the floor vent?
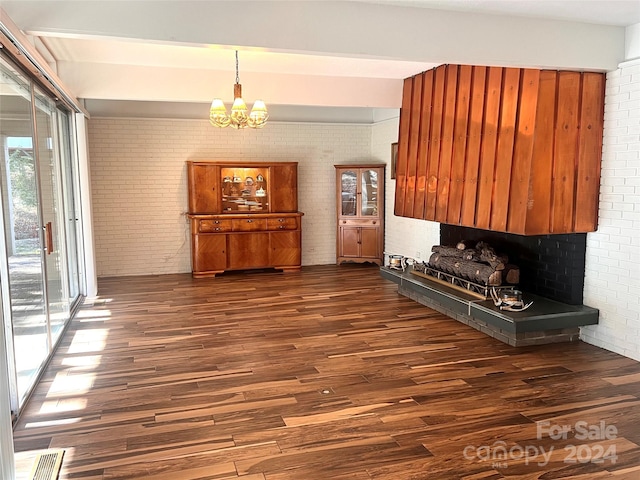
[28,450,65,480]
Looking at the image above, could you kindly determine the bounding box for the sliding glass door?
[34,87,72,346]
[0,56,48,412]
[0,53,82,415]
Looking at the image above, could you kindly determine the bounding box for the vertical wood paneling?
[413,70,434,219]
[425,65,446,220]
[551,72,581,233]
[394,65,605,235]
[447,65,472,225]
[525,71,557,234]
[435,65,458,222]
[475,66,503,229]
[403,75,423,216]
[574,73,605,232]
[460,66,486,227]
[394,77,413,217]
[507,69,540,233]
[490,68,520,232]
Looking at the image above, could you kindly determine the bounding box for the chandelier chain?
[235,50,240,85]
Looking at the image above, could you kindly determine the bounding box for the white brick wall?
[370,118,440,261]
[88,119,371,276]
[581,59,640,361]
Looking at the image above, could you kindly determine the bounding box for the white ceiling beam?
[3,0,625,71]
[57,61,402,108]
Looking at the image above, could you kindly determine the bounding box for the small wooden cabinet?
[335,164,384,265]
[187,161,302,277]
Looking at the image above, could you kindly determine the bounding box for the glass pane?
[57,110,80,305]
[340,171,357,216]
[0,55,48,407]
[34,88,69,344]
[361,169,378,216]
[220,167,269,213]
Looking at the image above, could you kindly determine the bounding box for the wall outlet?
[416,251,421,259]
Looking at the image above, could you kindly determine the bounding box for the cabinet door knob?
[214,220,220,224]
[279,225,285,229]
[372,221,376,225]
[247,219,253,223]
[215,227,221,231]
[279,218,284,222]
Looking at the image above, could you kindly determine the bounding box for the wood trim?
[425,65,446,220]
[413,69,434,219]
[404,74,422,216]
[394,78,413,217]
[574,72,605,232]
[475,66,503,230]
[507,69,540,233]
[460,66,487,227]
[551,71,581,233]
[447,64,472,225]
[435,64,458,223]
[525,70,557,234]
[490,67,520,232]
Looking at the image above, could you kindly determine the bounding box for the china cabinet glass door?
[360,169,378,216]
[340,170,357,216]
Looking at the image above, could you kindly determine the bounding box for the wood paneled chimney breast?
[394,64,605,235]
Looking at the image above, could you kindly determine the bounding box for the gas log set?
[427,241,519,287]
[410,240,522,298]
[407,241,534,311]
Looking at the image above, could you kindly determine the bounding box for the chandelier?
[210,50,268,129]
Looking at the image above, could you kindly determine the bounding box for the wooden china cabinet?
[335,164,385,265]
[187,161,303,277]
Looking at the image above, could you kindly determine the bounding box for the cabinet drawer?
[267,217,298,230]
[232,218,267,232]
[339,218,380,227]
[199,219,232,233]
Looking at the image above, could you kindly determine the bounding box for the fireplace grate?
[410,263,514,300]
[28,450,65,480]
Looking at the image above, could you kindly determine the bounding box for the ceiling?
[355,0,640,27]
[2,0,638,123]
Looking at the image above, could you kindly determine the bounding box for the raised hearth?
[380,266,598,347]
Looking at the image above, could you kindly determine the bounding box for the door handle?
[44,222,54,255]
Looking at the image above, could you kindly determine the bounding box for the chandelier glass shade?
[210,51,268,129]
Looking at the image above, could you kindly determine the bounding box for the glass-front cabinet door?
[340,170,357,216]
[360,169,379,216]
[339,168,380,218]
[220,166,269,213]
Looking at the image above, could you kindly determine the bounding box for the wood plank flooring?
[13,264,640,479]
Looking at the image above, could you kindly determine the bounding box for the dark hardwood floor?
[13,265,640,479]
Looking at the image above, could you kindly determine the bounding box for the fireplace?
[440,225,587,305]
[380,224,597,347]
